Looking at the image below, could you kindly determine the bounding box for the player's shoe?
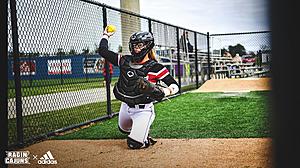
[147,136,157,146]
[140,136,157,149]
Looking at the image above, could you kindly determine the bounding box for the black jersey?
[98,38,178,105]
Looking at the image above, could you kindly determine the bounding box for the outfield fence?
[7,0,271,148]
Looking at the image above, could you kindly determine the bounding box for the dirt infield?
[9,138,273,168]
[9,77,273,168]
[192,77,271,92]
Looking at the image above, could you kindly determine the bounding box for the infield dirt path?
[9,138,273,168]
[192,77,271,93]
[9,77,273,168]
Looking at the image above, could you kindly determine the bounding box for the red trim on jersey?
[147,67,169,83]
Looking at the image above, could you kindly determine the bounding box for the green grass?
[8,78,118,98]
[52,91,271,140]
[181,84,198,92]
[8,100,122,146]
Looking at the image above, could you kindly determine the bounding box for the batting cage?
[6,0,271,151]
[6,0,203,148]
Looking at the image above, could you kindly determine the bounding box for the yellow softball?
[107,25,116,33]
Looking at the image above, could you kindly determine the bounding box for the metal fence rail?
[7,0,271,148]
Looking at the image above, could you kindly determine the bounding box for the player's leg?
[127,103,155,149]
[118,102,132,134]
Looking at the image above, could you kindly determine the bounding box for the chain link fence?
[7,0,270,148]
[209,31,271,79]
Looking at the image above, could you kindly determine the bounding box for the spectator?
[232,53,242,63]
[101,61,113,83]
[180,31,193,53]
[223,51,232,58]
[256,50,262,67]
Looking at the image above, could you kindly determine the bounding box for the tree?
[82,47,90,55]
[27,52,40,57]
[118,45,122,53]
[69,48,77,55]
[228,43,246,56]
[260,44,270,52]
[43,52,50,57]
[57,48,66,56]
[94,43,99,54]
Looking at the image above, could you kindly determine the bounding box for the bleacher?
[157,50,270,82]
[198,55,270,79]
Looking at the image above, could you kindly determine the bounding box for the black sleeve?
[98,38,119,66]
[161,74,178,86]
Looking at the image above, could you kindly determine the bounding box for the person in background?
[180,31,193,53]
[232,53,242,63]
[223,51,232,58]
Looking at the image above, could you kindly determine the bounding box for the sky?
[94,0,270,34]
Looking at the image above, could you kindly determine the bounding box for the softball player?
[98,26,179,149]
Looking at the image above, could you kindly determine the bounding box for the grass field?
[52,91,271,140]
[8,78,197,146]
[8,77,118,98]
[8,99,122,146]
[8,78,194,98]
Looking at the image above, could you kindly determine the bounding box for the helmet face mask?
[129,31,155,62]
[132,42,147,50]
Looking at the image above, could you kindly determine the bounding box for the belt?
[128,104,146,109]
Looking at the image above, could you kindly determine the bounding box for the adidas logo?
[37,151,57,165]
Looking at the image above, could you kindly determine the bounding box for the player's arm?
[160,74,179,96]
[98,27,121,66]
[150,64,179,96]
[136,76,179,102]
[137,64,179,102]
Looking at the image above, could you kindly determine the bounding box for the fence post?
[207,32,211,80]
[176,27,181,93]
[148,19,152,33]
[29,54,33,87]
[59,53,63,85]
[194,32,199,88]
[85,54,88,82]
[102,7,112,117]
[10,0,24,147]
[1,0,8,166]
